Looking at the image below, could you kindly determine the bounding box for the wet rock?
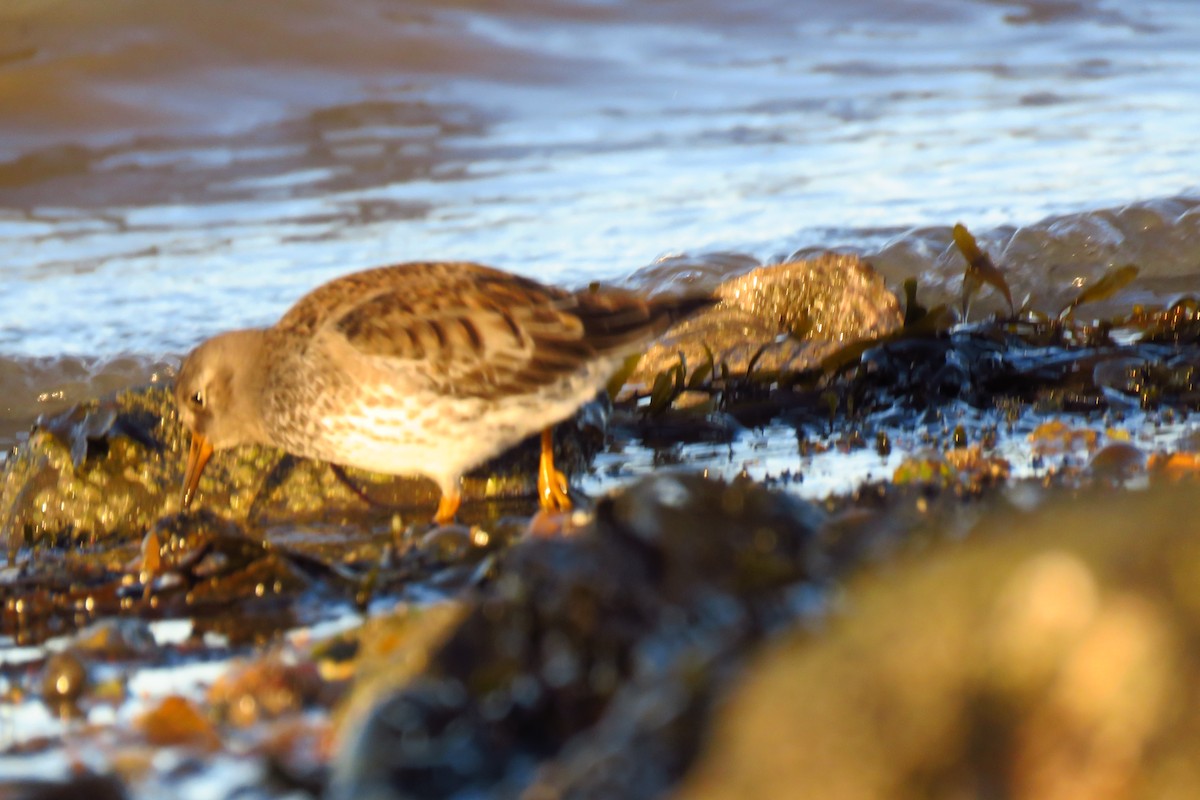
[330,473,826,800]
[1087,441,1146,485]
[331,603,471,741]
[823,319,1200,421]
[0,772,129,800]
[2,385,179,550]
[207,651,325,727]
[72,617,158,659]
[415,523,476,562]
[136,694,222,751]
[40,650,89,715]
[676,481,1200,800]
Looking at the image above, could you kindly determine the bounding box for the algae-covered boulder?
[632,253,903,384]
[2,385,182,549]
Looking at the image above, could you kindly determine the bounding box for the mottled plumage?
[174,261,713,522]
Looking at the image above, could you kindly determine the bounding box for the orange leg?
[434,490,461,526]
[537,427,572,514]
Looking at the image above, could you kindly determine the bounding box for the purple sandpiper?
[174,261,712,523]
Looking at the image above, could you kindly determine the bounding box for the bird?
[173,261,714,524]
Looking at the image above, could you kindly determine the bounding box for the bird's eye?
[190,391,205,408]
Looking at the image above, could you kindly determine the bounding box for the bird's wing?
[278,261,699,399]
[285,262,600,398]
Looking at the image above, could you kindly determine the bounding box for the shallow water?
[3,0,1200,371]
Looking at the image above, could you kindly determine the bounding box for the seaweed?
[953,222,1014,319]
[1059,263,1140,319]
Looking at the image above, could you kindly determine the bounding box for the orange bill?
[182,432,214,510]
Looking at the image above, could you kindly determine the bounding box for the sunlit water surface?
[3,0,1199,365]
[2,0,1200,464]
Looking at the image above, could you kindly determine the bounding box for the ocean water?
[2,0,1200,443]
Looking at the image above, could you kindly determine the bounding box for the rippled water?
[3,0,1200,426]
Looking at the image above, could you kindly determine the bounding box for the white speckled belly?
[310,359,617,489]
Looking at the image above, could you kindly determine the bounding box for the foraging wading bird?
[174,261,713,523]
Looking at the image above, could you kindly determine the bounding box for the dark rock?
[1,773,128,800]
[331,473,826,800]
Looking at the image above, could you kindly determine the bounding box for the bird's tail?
[572,287,717,353]
[649,293,719,328]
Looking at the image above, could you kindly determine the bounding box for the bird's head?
[174,328,269,507]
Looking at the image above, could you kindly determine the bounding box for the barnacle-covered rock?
[2,386,181,549]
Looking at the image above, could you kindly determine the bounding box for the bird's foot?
[434,491,462,526]
[538,466,572,513]
[538,428,573,514]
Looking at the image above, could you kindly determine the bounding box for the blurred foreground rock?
[330,473,827,800]
[677,481,1200,800]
